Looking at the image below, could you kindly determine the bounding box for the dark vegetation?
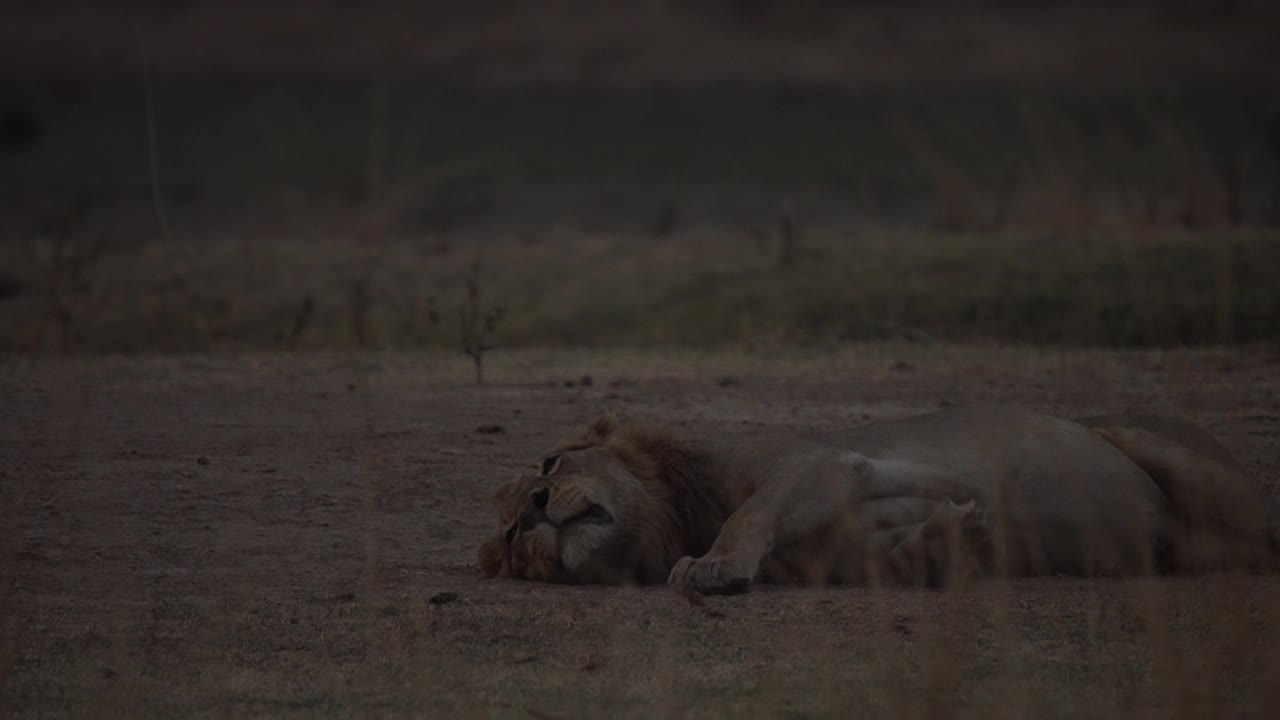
[1,1,1278,354]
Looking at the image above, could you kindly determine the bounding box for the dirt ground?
[2,346,1279,718]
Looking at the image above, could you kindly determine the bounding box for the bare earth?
[2,347,1279,718]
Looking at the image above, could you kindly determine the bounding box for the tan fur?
[480,419,732,585]
[480,406,1277,593]
[1092,425,1276,572]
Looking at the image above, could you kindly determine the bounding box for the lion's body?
[709,406,1172,584]
[480,406,1278,594]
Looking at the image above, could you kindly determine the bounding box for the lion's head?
[478,416,727,585]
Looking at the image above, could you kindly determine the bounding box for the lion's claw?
[668,555,751,597]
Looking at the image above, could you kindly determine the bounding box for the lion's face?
[478,446,672,584]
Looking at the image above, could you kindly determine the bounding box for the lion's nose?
[530,487,550,510]
[519,487,551,531]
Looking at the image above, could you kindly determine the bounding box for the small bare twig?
[135,24,170,244]
[458,259,505,385]
[776,200,800,269]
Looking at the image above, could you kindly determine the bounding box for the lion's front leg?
[668,554,754,597]
[668,450,874,596]
[668,503,782,595]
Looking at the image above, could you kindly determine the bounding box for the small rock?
[333,592,356,603]
[716,376,739,388]
[429,591,459,606]
[196,455,210,466]
[578,374,593,387]
[346,382,358,392]
[891,360,916,372]
[475,424,505,434]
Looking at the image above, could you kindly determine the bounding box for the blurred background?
[2,0,1278,354]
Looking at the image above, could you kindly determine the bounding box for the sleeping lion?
[478,406,1279,595]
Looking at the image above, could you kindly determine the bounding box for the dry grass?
[2,5,1278,358]
[3,75,1277,355]
[4,224,1277,353]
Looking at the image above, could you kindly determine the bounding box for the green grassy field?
[4,81,1278,353]
[2,4,1278,354]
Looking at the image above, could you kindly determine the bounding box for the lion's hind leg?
[887,499,992,588]
[1092,425,1278,572]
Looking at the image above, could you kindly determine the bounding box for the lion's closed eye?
[540,455,562,476]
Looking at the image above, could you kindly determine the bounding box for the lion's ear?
[583,414,619,444]
[492,478,518,504]
[478,535,505,578]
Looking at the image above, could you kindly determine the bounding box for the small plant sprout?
[458,259,505,385]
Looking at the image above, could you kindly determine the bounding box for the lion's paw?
[668,554,752,599]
